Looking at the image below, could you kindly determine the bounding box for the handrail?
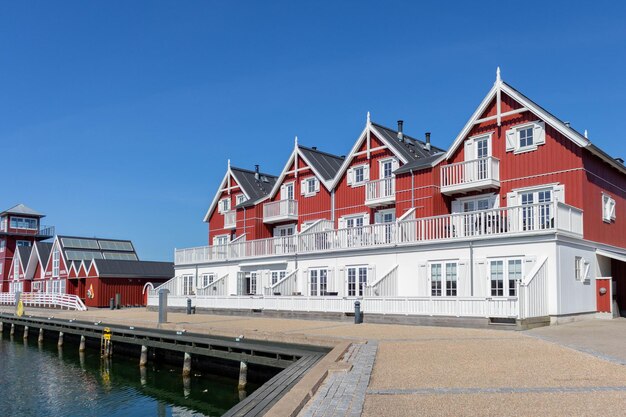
[197,273,228,296]
[521,256,547,287]
[364,265,398,297]
[264,269,299,296]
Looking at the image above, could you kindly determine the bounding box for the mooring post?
[182,352,192,377]
[38,328,44,344]
[183,375,191,398]
[23,326,29,340]
[79,335,86,352]
[10,323,15,336]
[58,331,64,348]
[0,321,3,333]
[140,365,147,386]
[139,345,148,367]
[79,351,86,370]
[238,361,248,390]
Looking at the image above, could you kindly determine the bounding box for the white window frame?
[347,266,367,297]
[379,158,398,179]
[182,275,195,295]
[602,193,616,223]
[17,240,31,247]
[10,216,38,230]
[0,239,5,252]
[429,262,458,297]
[271,270,287,285]
[200,273,215,288]
[309,268,329,296]
[52,247,60,278]
[218,197,231,214]
[489,258,523,297]
[213,234,230,246]
[14,260,20,280]
[302,177,318,197]
[348,164,368,187]
[281,182,295,201]
[506,121,546,154]
[236,194,247,206]
[575,256,590,282]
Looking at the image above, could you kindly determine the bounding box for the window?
[14,260,20,280]
[0,217,6,231]
[236,194,247,205]
[301,177,319,197]
[346,216,364,229]
[52,247,60,278]
[271,271,287,285]
[249,272,257,294]
[10,216,37,230]
[213,235,229,246]
[506,121,546,153]
[310,268,328,296]
[201,273,215,288]
[219,198,231,214]
[520,189,553,231]
[381,160,394,179]
[575,256,589,282]
[602,194,616,223]
[347,266,367,296]
[17,240,31,247]
[182,275,194,295]
[307,178,316,194]
[490,259,522,296]
[347,164,369,187]
[281,182,295,200]
[0,239,5,252]
[430,263,457,296]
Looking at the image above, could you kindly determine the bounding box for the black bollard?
[110,298,115,310]
[186,298,192,315]
[354,300,363,324]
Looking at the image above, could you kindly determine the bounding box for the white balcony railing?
[441,157,500,194]
[263,199,298,224]
[223,210,237,229]
[365,178,395,206]
[176,202,583,265]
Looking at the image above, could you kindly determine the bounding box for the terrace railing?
[0,292,87,311]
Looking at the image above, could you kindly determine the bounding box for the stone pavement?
[3,306,626,416]
[299,342,378,417]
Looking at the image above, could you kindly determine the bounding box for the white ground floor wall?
[159,233,624,320]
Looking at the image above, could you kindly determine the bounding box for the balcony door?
[465,135,491,182]
[375,209,395,243]
[451,194,497,237]
[378,159,396,198]
[281,183,294,201]
[274,224,296,254]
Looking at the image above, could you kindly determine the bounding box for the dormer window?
[506,121,545,153]
[236,194,247,206]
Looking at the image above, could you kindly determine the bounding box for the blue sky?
[2,1,625,261]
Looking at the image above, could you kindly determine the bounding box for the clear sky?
[2,1,625,261]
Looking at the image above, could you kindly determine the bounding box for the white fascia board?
[203,170,231,223]
[596,248,626,263]
[368,124,409,164]
[267,149,297,200]
[445,84,498,160]
[296,149,335,191]
[329,125,369,190]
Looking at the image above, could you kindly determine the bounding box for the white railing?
[147,295,518,318]
[300,219,334,234]
[441,157,500,190]
[197,274,229,296]
[365,178,395,204]
[0,292,87,311]
[223,210,237,229]
[264,269,299,296]
[149,275,181,296]
[176,202,583,265]
[364,265,398,297]
[263,199,298,222]
[519,257,549,319]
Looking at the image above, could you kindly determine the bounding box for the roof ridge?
[371,121,447,153]
[299,145,345,160]
[230,166,278,178]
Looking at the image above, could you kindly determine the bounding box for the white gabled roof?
[444,68,625,175]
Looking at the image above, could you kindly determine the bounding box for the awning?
[596,248,626,263]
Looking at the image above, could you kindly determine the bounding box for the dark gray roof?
[371,123,445,162]
[1,203,45,218]
[93,259,174,279]
[231,167,278,208]
[394,154,445,174]
[18,246,32,267]
[299,146,345,181]
[35,242,53,266]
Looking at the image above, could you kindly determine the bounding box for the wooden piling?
[0,321,3,333]
[79,335,86,352]
[238,361,248,390]
[10,323,15,336]
[58,331,64,347]
[139,345,148,367]
[23,326,29,339]
[182,352,192,377]
[38,328,44,344]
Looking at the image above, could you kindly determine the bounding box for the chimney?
[312,146,317,150]
[254,164,260,180]
[397,120,404,141]
[425,132,431,151]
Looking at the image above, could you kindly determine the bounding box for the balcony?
[175,202,583,265]
[440,157,500,195]
[365,178,395,207]
[223,210,237,229]
[0,224,55,239]
[263,199,298,224]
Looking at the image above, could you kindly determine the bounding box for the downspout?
[469,241,474,296]
[331,189,336,223]
[410,169,415,207]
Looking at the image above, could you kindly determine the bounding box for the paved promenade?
[3,306,625,416]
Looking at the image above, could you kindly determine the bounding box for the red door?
[596,278,612,313]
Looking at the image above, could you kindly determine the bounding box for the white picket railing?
[263,199,298,223]
[147,295,518,318]
[519,257,549,319]
[196,273,229,297]
[441,157,500,192]
[176,202,583,265]
[365,178,395,205]
[264,269,299,296]
[149,275,182,297]
[0,292,87,311]
[364,265,398,297]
